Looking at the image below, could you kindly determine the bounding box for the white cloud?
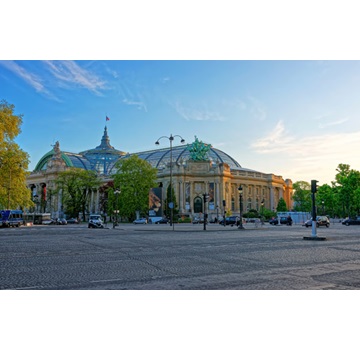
[122,98,148,112]
[0,60,51,96]
[318,117,349,129]
[174,102,226,121]
[44,61,106,94]
[251,120,293,151]
[250,120,360,184]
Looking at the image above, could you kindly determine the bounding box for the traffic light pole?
[311,180,318,238]
[311,192,317,238]
[304,179,326,241]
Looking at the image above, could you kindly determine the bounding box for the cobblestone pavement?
[1,222,360,290]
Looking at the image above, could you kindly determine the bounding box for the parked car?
[133,218,147,224]
[342,217,360,226]
[67,218,79,224]
[304,216,330,228]
[51,218,67,225]
[219,216,240,226]
[155,218,169,224]
[43,219,54,225]
[88,215,104,228]
[209,217,220,223]
[269,218,279,225]
[192,217,205,224]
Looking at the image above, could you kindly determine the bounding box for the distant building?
[26,127,293,219]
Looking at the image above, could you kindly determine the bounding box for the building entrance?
[194,196,203,213]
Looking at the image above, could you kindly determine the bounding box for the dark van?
[0,210,24,228]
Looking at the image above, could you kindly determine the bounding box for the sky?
[1,60,360,185]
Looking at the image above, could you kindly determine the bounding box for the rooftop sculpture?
[186,136,212,161]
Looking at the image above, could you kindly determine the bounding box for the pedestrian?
[287,215,292,226]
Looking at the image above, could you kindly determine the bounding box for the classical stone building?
[26,127,293,220]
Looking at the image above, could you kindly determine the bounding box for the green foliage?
[261,208,277,220]
[276,197,287,212]
[292,181,312,212]
[316,184,336,216]
[178,217,191,223]
[112,155,158,221]
[293,164,360,218]
[0,100,31,209]
[55,168,100,219]
[164,184,178,219]
[225,210,233,217]
[243,210,258,218]
[0,100,23,143]
[332,163,360,217]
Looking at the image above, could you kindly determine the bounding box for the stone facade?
[26,128,293,220]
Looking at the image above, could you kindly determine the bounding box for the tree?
[276,197,287,212]
[0,100,32,209]
[333,164,360,217]
[0,100,23,143]
[316,184,336,217]
[292,181,312,212]
[164,184,179,220]
[55,168,101,219]
[112,155,157,221]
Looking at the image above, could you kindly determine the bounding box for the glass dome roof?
[108,144,242,174]
[34,128,243,175]
[79,126,126,175]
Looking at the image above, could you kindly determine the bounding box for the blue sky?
[1,60,360,185]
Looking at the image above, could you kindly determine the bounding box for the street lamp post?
[238,185,245,229]
[261,198,265,216]
[260,198,265,225]
[113,189,121,228]
[155,134,185,231]
[203,193,209,231]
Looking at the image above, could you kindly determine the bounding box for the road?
[1,222,360,290]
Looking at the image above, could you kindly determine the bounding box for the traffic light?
[311,180,318,193]
[203,193,210,202]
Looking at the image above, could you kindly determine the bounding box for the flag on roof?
[106,116,110,121]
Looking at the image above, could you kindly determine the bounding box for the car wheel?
[326,224,329,228]
[346,222,350,226]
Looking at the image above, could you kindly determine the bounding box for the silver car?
[133,218,147,224]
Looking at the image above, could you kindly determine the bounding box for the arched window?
[194,196,203,213]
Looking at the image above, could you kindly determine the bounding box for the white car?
[133,218,147,224]
[88,215,104,228]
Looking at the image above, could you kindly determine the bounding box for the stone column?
[179,181,184,214]
[269,186,275,211]
[95,190,100,213]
